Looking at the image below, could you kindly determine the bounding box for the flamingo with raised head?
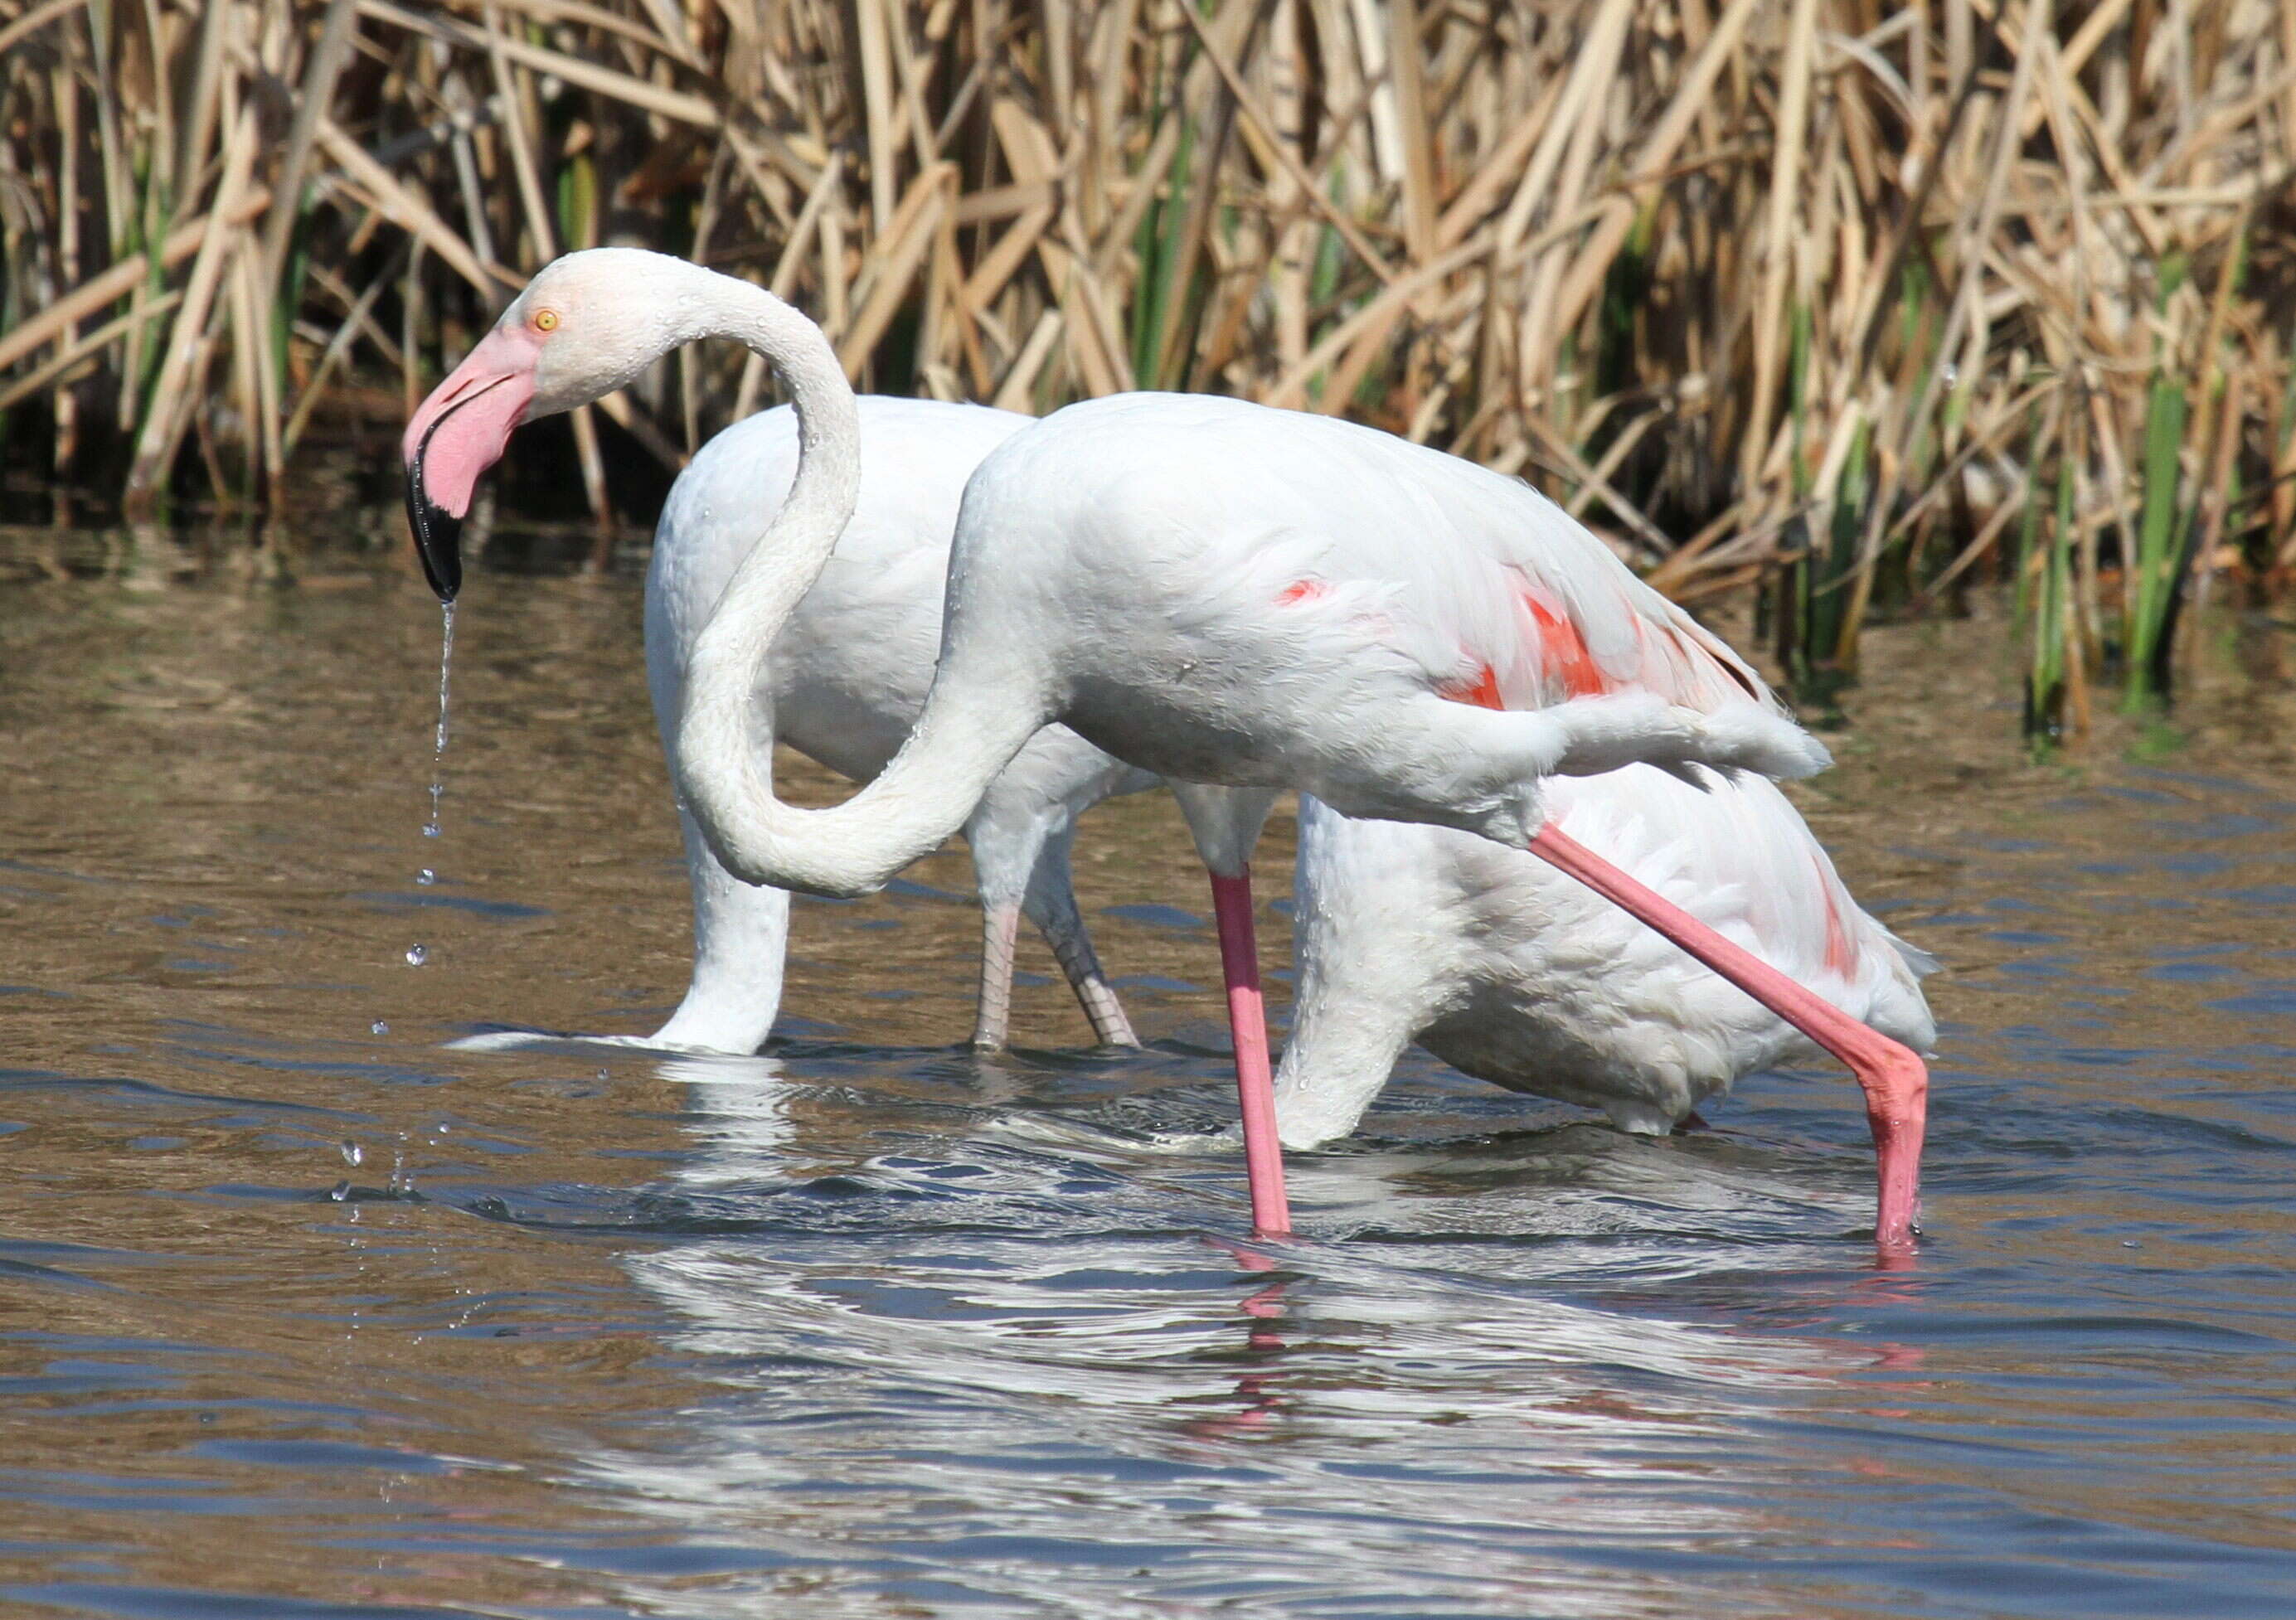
[454,398,1155,1056]
[401,250,1930,1253]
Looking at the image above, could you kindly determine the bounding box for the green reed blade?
[2012,413,2045,628]
[1128,116,1192,390]
[2031,442,2078,742]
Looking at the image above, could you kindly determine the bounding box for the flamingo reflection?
[564,1055,1925,1620]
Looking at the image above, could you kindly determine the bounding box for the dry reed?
[2,0,2292,719]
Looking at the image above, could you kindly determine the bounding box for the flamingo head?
[402,248,706,600]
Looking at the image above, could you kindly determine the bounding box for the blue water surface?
[1,541,2293,1618]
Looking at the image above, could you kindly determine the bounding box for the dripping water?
[407,600,456,968]
[424,600,457,842]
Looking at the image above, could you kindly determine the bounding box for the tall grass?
[2,0,2291,725]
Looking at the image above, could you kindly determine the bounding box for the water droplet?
[405,944,429,967]
[417,869,436,886]
[329,1180,350,1202]
[370,1020,389,1036]
[341,1141,363,1166]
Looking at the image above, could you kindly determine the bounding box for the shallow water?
[2,526,2294,1618]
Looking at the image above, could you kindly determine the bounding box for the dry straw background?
[2,0,2293,728]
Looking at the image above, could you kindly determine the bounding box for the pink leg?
[1527,826,1928,1257]
[1208,869,1292,1237]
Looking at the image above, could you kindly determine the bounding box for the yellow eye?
[533,309,560,332]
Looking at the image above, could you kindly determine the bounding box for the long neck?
[672,281,1037,898]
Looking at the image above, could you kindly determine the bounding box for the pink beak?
[401,323,541,601]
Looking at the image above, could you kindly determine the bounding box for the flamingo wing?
[1406,467,1779,719]
[1079,394,1781,720]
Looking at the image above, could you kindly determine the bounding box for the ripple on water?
[2,561,2294,1617]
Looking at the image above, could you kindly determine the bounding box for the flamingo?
[457,398,1155,1055]
[401,250,1930,1252]
[1279,773,1936,1150]
[489,392,1931,1179]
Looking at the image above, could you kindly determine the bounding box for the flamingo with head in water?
[452,398,1156,1057]
[1280,773,1935,1150]
[402,250,1929,1254]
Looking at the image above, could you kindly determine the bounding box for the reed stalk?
[2025,439,2077,746]
[0,0,2286,735]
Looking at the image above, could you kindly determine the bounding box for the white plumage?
[1279,770,1936,1146]
[641,391,1939,1145]
[936,394,1828,836]
[648,396,1158,1054]
[404,250,1930,1244]
[487,397,1155,1055]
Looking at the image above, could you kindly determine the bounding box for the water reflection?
[2,531,2294,1618]
[559,1053,1923,1618]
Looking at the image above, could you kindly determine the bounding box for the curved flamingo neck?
[670,279,1033,899]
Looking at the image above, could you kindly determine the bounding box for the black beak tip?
[404,455,463,604]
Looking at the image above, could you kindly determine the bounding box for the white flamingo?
[1279,774,1935,1147]
[488,394,1934,1160]
[401,250,1930,1252]
[628,399,1152,1054]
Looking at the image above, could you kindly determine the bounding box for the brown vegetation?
[2,0,2292,720]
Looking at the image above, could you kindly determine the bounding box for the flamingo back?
[966,393,1789,729]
